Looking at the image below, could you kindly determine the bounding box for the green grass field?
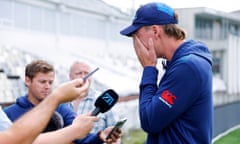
[122,129,147,144]
[122,127,240,144]
[214,127,240,144]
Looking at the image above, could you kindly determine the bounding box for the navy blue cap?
[120,2,178,37]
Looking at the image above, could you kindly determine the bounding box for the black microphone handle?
[91,107,101,116]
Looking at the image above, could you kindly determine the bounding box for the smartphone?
[83,67,99,81]
[106,118,127,140]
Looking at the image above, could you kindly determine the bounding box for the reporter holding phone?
[68,60,122,144]
[106,118,127,140]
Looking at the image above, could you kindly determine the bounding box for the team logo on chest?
[159,90,176,108]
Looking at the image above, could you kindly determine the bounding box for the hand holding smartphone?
[83,67,99,81]
[106,118,127,140]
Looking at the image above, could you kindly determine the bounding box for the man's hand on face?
[133,35,157,67]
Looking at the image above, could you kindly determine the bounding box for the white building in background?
[0,0,240,106]
[0,0,141,97]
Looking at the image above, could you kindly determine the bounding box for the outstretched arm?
[33,112,98,144]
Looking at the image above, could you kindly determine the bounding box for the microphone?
[91,89,119,116]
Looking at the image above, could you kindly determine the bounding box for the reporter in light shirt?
[68,61,121,144]
[0,106,12,131]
